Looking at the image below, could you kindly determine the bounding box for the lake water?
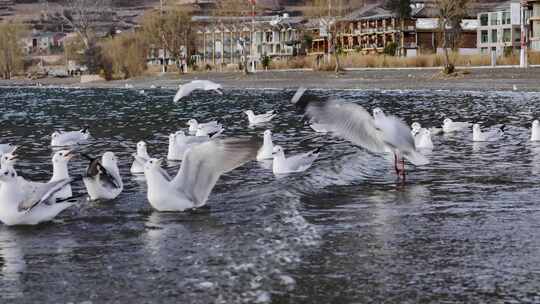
[1,87,540,303]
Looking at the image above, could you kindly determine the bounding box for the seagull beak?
[8,154,18,161]
[215,89,223,95]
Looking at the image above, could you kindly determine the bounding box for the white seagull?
[138,137,260,212]
[167,131,210,161]
[173,80,223,102]
[442,118,471,133]
[272,145,319,174]
[257,130,274,161]
[0,166,74,226]
[531,120,540,142]
[244,110,276,125]
[51,127,90,146]
[187,119,223,135]
[412,122,443,136]
[415,128,434,150]
[292,88,428,179]
[83,152,123,201]
[472,124,505,142]
[131,141,150,174]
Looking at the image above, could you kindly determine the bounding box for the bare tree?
[436,0,471,74]
[0,23,27,79]
[52,0,113,50]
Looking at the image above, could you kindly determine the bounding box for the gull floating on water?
[138,137,260,212]
[257,130,274,161]
[0,166,74,226]
[472,123,505,142]
[131,141,150,174]
[272,145,319,174]
[415,128,434,150]
[411,122,443,136]
[187,119,223,136]
[442,118,471,133]
[83,152,123,201]
[51,127,90,146]
[292,88,428,179]
[173,80,223,102]
[167,131,210,161]
[245,110,276,125]
[531,120,540,141]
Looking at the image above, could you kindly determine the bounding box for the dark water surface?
[1,87,540,303]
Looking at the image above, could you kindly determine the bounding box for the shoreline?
[1,67,540,91]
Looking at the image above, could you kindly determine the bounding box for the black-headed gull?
[292,88,428,179]
[244,110,276,125]
[51,127,90,146]
[0,166,74,226]
[257,130,274,161]
[131,141,150,174]
[531,120,540,141]
[442,118,471,133]
[173,80,223,102]
[472,124,505,142]
[138,137,260,212]
[272,145,319,174]
[83,152,123,201]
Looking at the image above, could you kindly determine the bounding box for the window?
[502,11,511,25]
[491,29,498,43]
[515,28,521,42]
[503,28,511,42]
[490,12,499,25]
[481,47,488,54]
[480,14,488,26]
[481,30,489,43]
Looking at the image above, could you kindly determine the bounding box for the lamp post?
[160,0,166,73]
[251,0,256,73]
[520,0,528,68]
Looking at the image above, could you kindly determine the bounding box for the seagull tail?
[405,150,430,166]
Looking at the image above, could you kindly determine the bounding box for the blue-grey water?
[1,87,540,303]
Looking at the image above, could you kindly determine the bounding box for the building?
[22,31,68,55]
[477,1,522,55]
[525,0,540,50]
[193,14,303,67]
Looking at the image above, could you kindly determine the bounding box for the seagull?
[173,80,223,102]
[195,124,224,137]
[137,137,260,212]
[187,119,223,135]
[531,120,540,142]
[442,118,471,133]
[292,88,428,179]
[415,128,434,150]
[51,127,90,146]
[310,123,329,133]
[82,152,123,201]
[0,166,74,226]
[257,130,274,161]
[245,110,276,125]
[130,141,150,174]
[167,131,210,161]
[0,143,16,155]
[272,145,319,174]
[124,83,134,89]
[472,124,505,142]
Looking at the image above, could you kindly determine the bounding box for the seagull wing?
[86,158,121,189]
[174,81,205,102]
[172,137,261,207]
[18,178,73,212]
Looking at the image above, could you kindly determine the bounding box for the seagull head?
[53,150,74,164]
[533,120,539,128]
[272,145,284,157]
[372,107,385,119]
[244,110,254,116]
[187,119,197,127]
[51,131,60,139]
[263,130,272,137]
[443,118,453,125]
[1,151,18,167]
[0,167,17,182]
[136,141,148,156]
[143,158,163,172]
[102,152,118,168]
[411,122,421,131]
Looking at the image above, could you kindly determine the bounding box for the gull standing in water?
[472,124,505,142]
[292,88,429,179]
[138,137,260,212]
[531,120,540,141]
[257,130,274,160]
[51,127,90,146]
[272,145,320,174]
[173,80,223,102]
[131,141,150,174]
[244,110,276,125]
[83,152,123,201]
[0,167,74,226]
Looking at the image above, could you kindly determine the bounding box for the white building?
[477,1,522,55]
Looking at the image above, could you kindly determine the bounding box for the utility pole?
[160,0,166,73]
[520,0,528,68]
